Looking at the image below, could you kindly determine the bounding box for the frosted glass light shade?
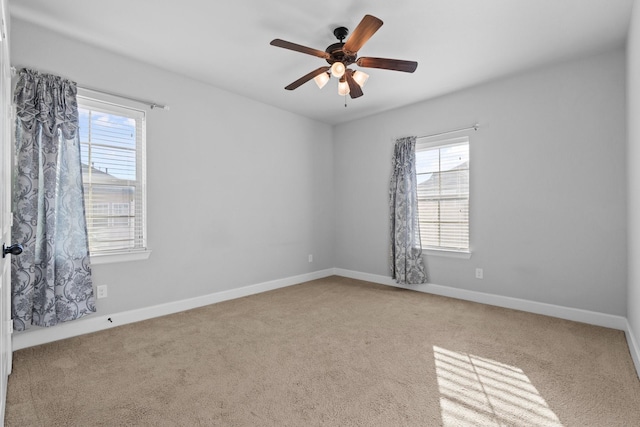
[331,62,346,78]
[313,72,330,89]
[338,80,350,96]
[352,70,369,87]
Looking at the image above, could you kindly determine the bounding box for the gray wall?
[11,19,335,315]
[628,1,640,350]
[334,48,627,315]
[10,17,629,332]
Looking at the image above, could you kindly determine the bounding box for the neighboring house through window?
[91,202,109,228]
[77,92,148,262]
[415,135,470,254]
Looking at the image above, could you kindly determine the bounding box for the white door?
[0,0,11,422]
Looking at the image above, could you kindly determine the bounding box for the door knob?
[3,244,23,258]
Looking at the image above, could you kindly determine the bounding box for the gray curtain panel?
[389,136,427,284]
[11,68,95,331]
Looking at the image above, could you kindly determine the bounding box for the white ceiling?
[9,0,634,125]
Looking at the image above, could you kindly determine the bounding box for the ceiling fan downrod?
[333,27,349,43]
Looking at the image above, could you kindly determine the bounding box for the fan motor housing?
[324,26,357,66]
[325,43,357,66]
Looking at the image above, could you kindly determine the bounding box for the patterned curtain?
[389,136,427,284]
[11,68,95,331]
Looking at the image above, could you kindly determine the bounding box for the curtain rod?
[78,86,169,110]
[10,66,170,110]
[417,123,479,139]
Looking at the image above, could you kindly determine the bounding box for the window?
[415,136,469,253]
[77,93,147,261]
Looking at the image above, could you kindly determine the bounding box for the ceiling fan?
[270,14,418,99]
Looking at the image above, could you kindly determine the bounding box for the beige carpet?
[5,276,640,426]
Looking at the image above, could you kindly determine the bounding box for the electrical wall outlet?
[308,254,313,263]
[475,268,483,279]
[97,285,108,299]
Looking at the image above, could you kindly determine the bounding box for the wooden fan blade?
[343,15,383,54]
[284,66,330,90]
[345,70,363,99]
[270,39,330,59]
[356,57,418,73]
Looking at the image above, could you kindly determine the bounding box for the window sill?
[423,249,472,259]
[90,250,152,265]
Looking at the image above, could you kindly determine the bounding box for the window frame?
[77,89,151,264]
[415,135,471,259]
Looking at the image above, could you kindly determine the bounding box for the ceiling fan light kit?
[352,70,369,87]
[270,14,418,100]
[313,72,330,89]
[330,62,346,79]
[338,78,350,96]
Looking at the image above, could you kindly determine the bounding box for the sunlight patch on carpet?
[434,346,563,426]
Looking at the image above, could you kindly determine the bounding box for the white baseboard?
[12,269,335,351]
[624,322,640,379]
[12,265,636,376]
[333,268,628,330]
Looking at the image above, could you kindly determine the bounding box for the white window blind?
[415,136,469,251]
[78,95,147,255]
